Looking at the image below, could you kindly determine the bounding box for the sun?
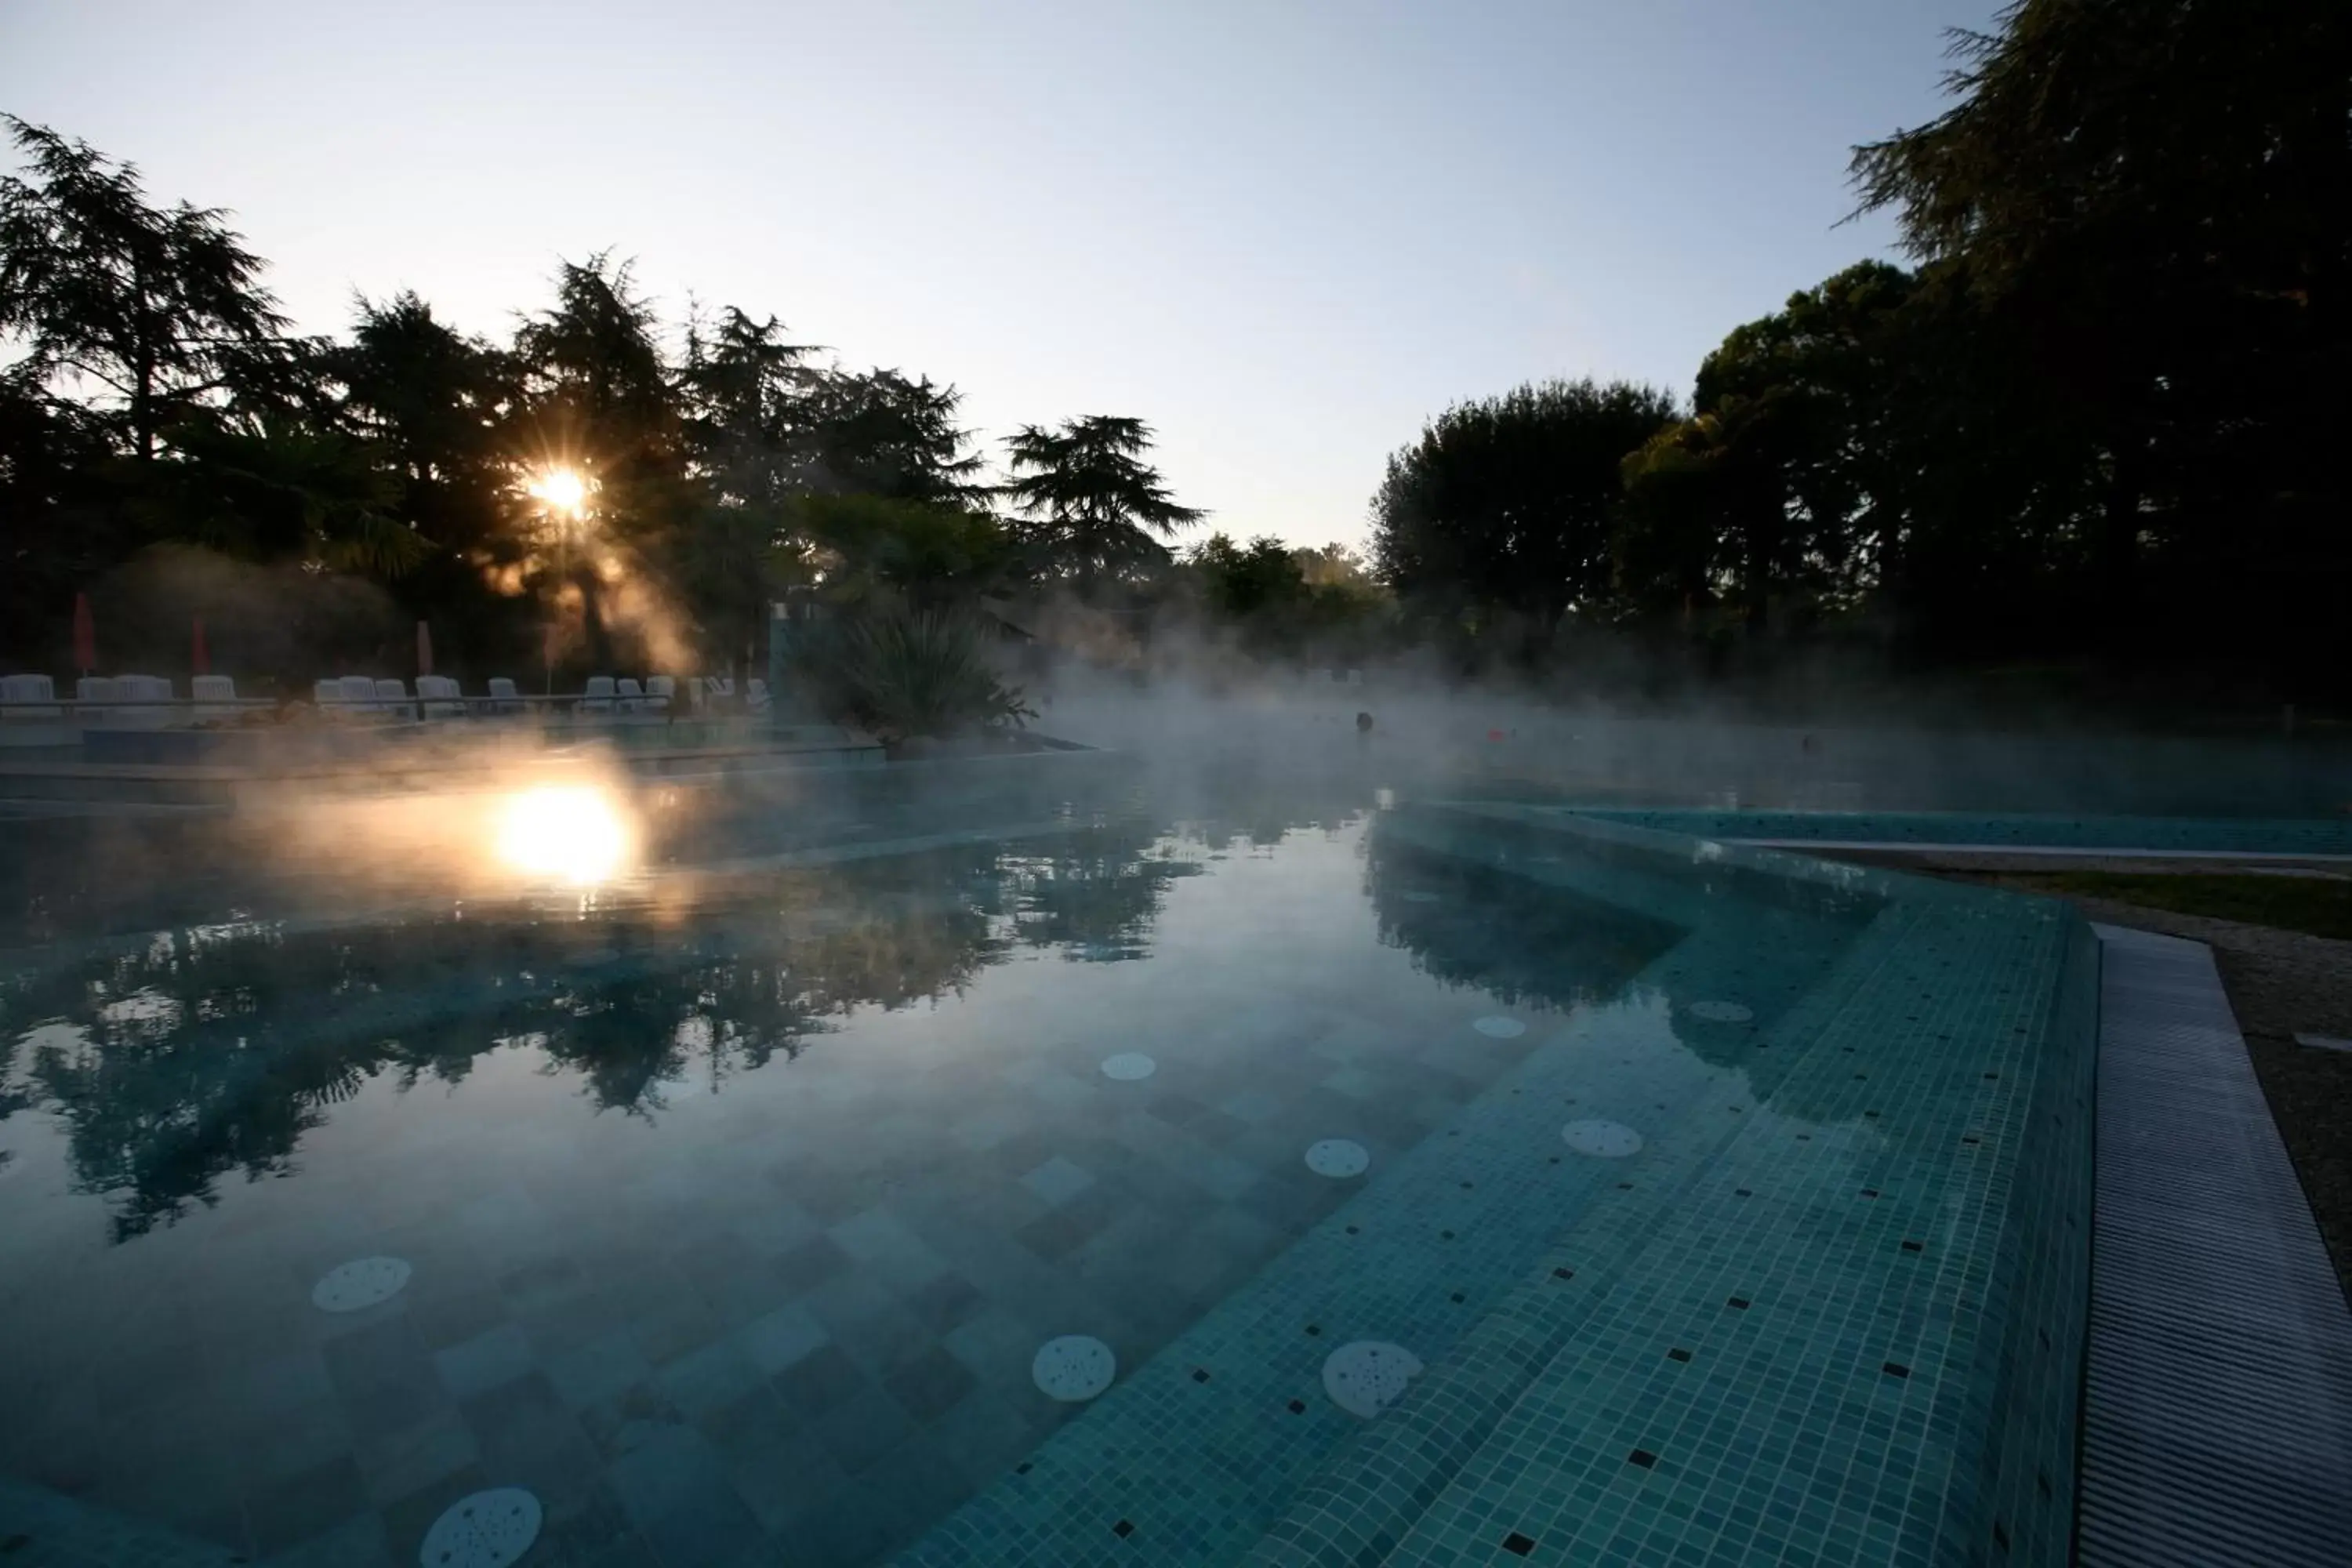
[526,466,589,519]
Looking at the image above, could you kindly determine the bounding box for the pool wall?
[1551,807,2352,859]
[907,806,2100,1565]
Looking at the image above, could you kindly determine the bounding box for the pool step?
[1247,869,2095,1566]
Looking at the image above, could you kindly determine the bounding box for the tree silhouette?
[1001,416,1203,584]
[0,115,289,462]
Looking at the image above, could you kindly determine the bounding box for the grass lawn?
[2018,870,2352,942]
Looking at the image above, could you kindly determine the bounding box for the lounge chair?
[579,676,616,715]
[644,675,676,716]
[615,677,646,713]
[486,676,521,716]
[114,674,173,728]
[191,674,237,721]
[339,675,378,711]
[746,677,771,713]
[0,673,61,720]
[78,676,119,724]
[373,678,414,720]
[416,674,464,720]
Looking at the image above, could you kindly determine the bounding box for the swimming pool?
[0,765,2096,1566]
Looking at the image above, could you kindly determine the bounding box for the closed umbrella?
[416,620,433,679]
[191,615,210,677]
[72,592,96,675]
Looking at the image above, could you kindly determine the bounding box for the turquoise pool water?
[0,766,2096,1566]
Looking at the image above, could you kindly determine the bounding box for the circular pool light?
[417,1487,541,1568]
[1562,1120,1643,1158]
[1323,1340,1424,1418]
[1472,1017,1526,1039]
[312,1256,412,1313]
[1305,1139,1370,1178]
[1686,1000,1755,1024]
[1033,1335,1116,1401]
[1100,1053,1156,1081]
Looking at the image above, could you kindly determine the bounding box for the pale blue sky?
[2,0,1992,550]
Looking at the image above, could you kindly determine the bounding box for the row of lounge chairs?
[0,672,772,724]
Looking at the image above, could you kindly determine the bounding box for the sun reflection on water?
[495,784,635,887]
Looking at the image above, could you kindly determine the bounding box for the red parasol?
[191,615,210,677]
[416,620,434,679]
[72,592,96,675]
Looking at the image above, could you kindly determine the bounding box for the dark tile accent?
[1882,1361,1910,1378]
[1113,1519,1135,1538]
[773,1235,855,1294]
[772,1344,866,1421]
[1552,1267,1573,1280]
[1503,1531,1537,1555]
[1861,1189,1879,1198]
[1192,1368,1211,1383]
[1013,1188,1121,1261]
[1450,1292,1465,1305]
[1668,1348,1692,1363]
[1629,1448,1657,1468]
[903,1272,983,1335]
[1287,1399,1306,1414]
[245,1454,368,1555]
[882,1345,977,1423]
[1304,1325,1321,1338]
[1901,1240,1924,1253]
[813,1385,916,1475]
[1735,1189,1752,1197]
[1727,1297,1750,1310]
[408,1287,511,1352]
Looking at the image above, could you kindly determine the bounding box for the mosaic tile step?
[906,808,2096,1566]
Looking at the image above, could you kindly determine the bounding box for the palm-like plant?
[815,605,1034,743]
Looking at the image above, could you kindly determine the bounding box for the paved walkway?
[2079,924,2352,1565]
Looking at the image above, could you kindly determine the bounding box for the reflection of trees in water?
[995,819,1202,959]
[1364,831,1683,1013]
[0,826,1187,1242]
[0,791,1392,1242]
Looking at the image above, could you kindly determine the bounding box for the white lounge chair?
[373,678,414,720]
[416,674,464,719]
[313,677,343,707]
[746,677,771,713]
[339,675,378,710]
[486,676,521,716]
[615,677,646,713]
[579,676,616,715]
[704,676,734,706]
[114,673,173,728]
[191,674,237,721]
[644,675,676,715]
[0,673,61,720]
[78,675,121,724]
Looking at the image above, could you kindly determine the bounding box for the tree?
[1370,378,1679,648]
[0,116,289,462]
[800,366,989,507]
[1002,416,1203,584]
[1849,0,2352,666]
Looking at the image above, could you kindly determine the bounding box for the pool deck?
[2078,925,2352,1566]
